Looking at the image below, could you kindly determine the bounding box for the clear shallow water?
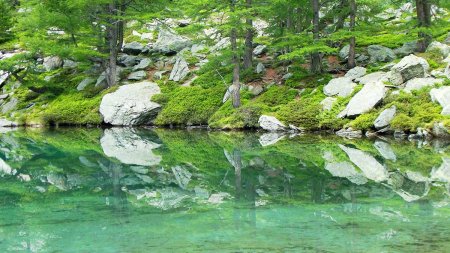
[0,128,449,252]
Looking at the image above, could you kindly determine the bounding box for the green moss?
[277,91,325,130]
[155,86,224,126]
[384,89,445,131]
[255,85,298,107]
[208,100,268,129]
[348,111,378,130]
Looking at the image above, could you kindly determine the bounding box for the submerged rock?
[101,128,162,166]
[323,152,368,185]
[258,115,286,132]
[339,145,389,182]
[100,81,161,126]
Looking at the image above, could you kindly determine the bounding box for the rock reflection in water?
[0,128,448,252]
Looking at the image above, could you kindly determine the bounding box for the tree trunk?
[106,1,119,87]
[335,0,347,31]
[230,0,241,108]
[310,0,322,74]
[243,0,253,70]
[347,0,356,69]
[416,0,432,52]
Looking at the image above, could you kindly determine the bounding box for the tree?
[230,0,241,108]
[0,0,13,43]
[243,0,253,70]
[416,0,432,52]
[310,0,322,74]
[347,0,356,69]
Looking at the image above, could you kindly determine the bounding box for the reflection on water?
[0,127,449,252]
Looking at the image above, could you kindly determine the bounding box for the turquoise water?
[0,128,449,252]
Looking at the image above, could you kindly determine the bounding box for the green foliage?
[254,85,298,107]
[155,86,225,126]
[385,89,446,132]
[0,0,13,43]
[208,100,268,129]
[277,90,325,130]
[348,111,378,130]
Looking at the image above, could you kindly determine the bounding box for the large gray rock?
[345,67,367,80]
[256,62,265,74]
[394,41,417,57]
[43,56,63,71]
[374,106,396,129]
[427,41,450,58]
[77,78,95,91]
[153,29,192,55]
[1,97,18,114]
[0,71,9,87]
[128,70,147,81]
[432,122,450,138]
[169,57,189,82]
[339,81,387,118]
[123,42,145,55]
[430,86,450,115]
[320,97,337,111]
[133,58,152,71]
[323,77,357,97]
[404,77,444,93]
[211,38,231,52]
[101,128,162,166]
[95,67,123,88]
[368,45,396,62]
[355,71,390,85]
[63,59,78,69]
[339,145,389,182]
[391,54,429,84]
[253,45,267,56]
[100,81,161,126]
[118,54,138,67]
[339,45,350,60]
[0,118,18,127]
[258,115,286,131]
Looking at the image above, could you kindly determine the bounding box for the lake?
[0,128,449,252]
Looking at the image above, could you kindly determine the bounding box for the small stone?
[374,106,396,129]
[128,70,147,81]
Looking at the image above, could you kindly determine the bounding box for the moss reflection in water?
[0,128,448,252]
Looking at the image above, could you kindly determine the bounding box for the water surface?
[0,128,449,252]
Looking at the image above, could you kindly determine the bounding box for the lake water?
[0,128,449,252]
